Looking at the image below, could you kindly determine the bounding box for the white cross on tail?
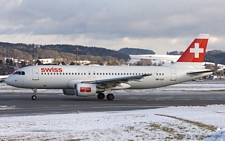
[190,43,204,58]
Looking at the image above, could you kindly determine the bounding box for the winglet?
[177,34,209,62]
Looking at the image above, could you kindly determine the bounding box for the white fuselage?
[6,64,211,90]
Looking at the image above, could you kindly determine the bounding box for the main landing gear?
[31,89,37,100]
[97,93,115,101]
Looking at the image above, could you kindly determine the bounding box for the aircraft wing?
[187,69,213,74]
[81,74,151,88]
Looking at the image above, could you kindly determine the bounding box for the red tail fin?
[177,34,209,62]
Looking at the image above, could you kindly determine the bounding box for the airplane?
[128,53,225,68]
[5,34,212,101]
[0,68,19,82]
[0,75,9,83]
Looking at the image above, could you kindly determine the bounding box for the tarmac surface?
[0,90,225,117]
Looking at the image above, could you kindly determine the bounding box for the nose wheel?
[31,89,37,100]
[31,95,37,100]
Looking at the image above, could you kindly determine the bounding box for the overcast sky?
[0,0,224,54]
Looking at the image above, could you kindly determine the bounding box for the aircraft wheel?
[97,93,105,99]
[107,94,114,101]
[31,95,37,100]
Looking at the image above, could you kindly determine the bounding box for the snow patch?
[0,105,225,140]
[0,105,15,110]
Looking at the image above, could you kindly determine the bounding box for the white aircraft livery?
[6,34,212,100]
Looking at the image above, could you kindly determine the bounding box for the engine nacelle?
[63,89,75,95]
[74,83,97,97]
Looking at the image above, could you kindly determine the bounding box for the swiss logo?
[190,43,204,58]
[41,67,63,72]
[80,87,91,92]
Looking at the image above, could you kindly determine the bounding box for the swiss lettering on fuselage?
[41,67,63,72]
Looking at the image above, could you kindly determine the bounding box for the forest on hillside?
[0,42,225,65]
[118,48,155,55]
[0,42,130,65]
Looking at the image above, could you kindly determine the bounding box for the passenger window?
[22,71,25,75]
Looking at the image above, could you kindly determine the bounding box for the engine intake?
[63,83,97,97]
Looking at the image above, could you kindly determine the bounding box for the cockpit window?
[14,71,25,75]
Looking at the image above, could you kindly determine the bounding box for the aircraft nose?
[5,76,12,86]
[5,77,10,84]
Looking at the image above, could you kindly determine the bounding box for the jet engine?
[62,89,75,95]
[63,83,97,97]
[74,83,97,97]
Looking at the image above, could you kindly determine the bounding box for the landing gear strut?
[31,89,37,100]
[106,93,114,101]
[97,92,105,99]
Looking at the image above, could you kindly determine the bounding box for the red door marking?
[80,87,91,92]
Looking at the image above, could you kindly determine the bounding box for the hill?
[205,50,225,64]
[118,48,155,55]
[0,42,130,62]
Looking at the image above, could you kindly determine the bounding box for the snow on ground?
[0,105,15,110]
[0,105,225,140]
[1,82,225,140]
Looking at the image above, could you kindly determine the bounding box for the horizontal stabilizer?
[187,69,213,74]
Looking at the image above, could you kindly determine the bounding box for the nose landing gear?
[31,89,37,100]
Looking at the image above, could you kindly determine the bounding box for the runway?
[0,91,225,117]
